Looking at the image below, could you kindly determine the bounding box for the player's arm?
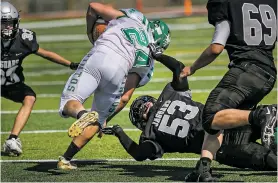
[148,44,188,90]
[102,125,157,161]
[35,48,78,70]
[86,2,124,37]
[183,20,230,76]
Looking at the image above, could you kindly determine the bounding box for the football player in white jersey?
[57,2,170,169]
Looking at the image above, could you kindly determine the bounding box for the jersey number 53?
[158,100,199,138]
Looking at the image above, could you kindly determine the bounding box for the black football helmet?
[129,95,157,131]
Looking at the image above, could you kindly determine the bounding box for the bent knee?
[202,103,225,135]
[23,95,36,105]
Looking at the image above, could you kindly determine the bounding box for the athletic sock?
[265,151,277,169]
[8,134,18,140]
[63,142,80,161]
[77,110,88,119]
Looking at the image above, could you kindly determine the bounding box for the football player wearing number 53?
[1,2,79,157]
[57,2,170,169]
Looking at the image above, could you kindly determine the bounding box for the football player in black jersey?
[1,2,79,156]
[180,0,277,181]
[102,44,277,172]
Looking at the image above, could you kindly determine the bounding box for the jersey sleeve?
[206,0,229,26]
[20,29,39,53]
[120,8,146,25]
[139,136,164,160]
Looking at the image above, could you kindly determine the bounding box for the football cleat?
[260,105,277,152]
[57,156,77,170]
[185,159,215,182]
[3,138,22,156]
[68,111,99,138]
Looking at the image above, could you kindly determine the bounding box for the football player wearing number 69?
[1,2,79,156]
[182,0,277,181]
[57,2,170,169]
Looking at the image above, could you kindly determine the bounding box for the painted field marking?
[0,128,138,134]
[0,157,199,163]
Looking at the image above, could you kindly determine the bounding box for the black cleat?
[185,158,216,182]
[257,105,277,152]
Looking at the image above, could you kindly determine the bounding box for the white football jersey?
[94,8,154,70]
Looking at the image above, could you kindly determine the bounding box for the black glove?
[102,125,123,136]
[148,43,163,59]
[69,62,79,70]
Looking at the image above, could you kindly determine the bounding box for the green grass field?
[1,16,277,182]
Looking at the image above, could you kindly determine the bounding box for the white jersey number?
[158,100,199,138]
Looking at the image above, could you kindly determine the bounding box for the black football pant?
[202,62,276,135]
[1,82,36,103]
[216,126,277,170]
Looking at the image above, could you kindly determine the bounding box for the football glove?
[70,62,79,70]
[102,125,123,136]
[148,43,163,59]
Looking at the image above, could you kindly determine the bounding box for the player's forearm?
[156,54,185,73]
[89,2,124,22]
[38,50,71,67]
[115,130,148,161]
[191,45,220,73]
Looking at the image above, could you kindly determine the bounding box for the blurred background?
[6,0,207,19]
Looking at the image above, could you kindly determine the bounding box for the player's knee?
[23,95,36,105]
[202,103,223,135]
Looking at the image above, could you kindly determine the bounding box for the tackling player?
[103,44,277,172]
[1,2,79,156]
[181,0,277,181]
[57,2,170,169]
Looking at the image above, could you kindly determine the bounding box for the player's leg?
[58,47,128,170]
[2,83,36,156]
[106,66,153,123]
[186,65,275,181]
[106,72,140,123]
[216,126,277,170]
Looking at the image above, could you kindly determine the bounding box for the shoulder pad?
[19,28,39,53]
[207,0,229,26]
[120,8,146,24]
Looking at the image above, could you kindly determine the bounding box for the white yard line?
[0,128,139,134]
[0,157,198,163]
[27,76,224,86]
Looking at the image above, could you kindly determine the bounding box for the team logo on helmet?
[149,20,171,51]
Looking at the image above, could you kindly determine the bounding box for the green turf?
[1,16,277,182]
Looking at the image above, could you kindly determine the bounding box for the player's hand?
[70,62,79,70]
[180,66,195,78]
[148,43,163,59]
[102,125,123,136]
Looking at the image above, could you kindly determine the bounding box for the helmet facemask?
[1,18,19,40]
[1,2,20,40]
[129,95,157,131]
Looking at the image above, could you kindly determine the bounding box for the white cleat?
[3,138,22,156]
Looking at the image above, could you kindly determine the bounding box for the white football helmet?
[1,2,20,40]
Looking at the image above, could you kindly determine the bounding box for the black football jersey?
[207,0,277,71]
[140,83,204,158]
[1,28,39,86]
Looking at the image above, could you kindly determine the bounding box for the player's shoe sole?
[261,105,277,152]
[68,111,99,138]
